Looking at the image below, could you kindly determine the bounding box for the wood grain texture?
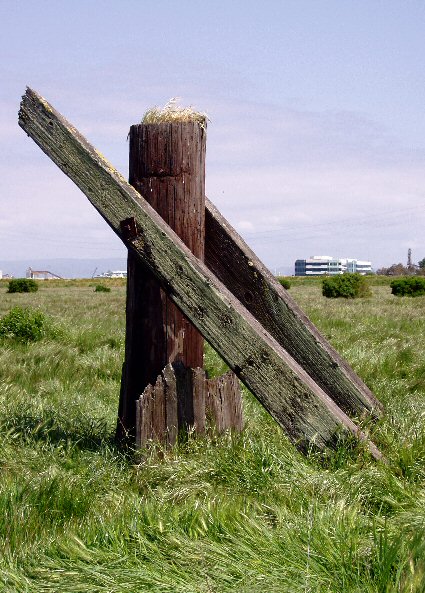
[117,250,165,440]
[18,88,382,457]
[136,365,242,446]
[163,363,178,446]
[118,123,206,440]
[205,199,383,419]
[129,123,205,369]
[192,367,206,433]
[137,385,154,448]
[206,372,243,433]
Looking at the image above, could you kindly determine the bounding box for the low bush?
[277,277,291,289]
[322,273,371,299]
[94,284,111,293]
[7,278,38,293]
[0,306,47,342]
[390,276,425,297]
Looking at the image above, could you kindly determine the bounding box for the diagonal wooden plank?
[18,88,382,458]
[204,200,383,418]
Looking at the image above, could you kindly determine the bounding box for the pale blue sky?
[1,0,425,272]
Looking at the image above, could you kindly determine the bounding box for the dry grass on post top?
[141,98,209,128]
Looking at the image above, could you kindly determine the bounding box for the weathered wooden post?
[117,108,242,445]
[19,89,383,459]
[116,117,206,442]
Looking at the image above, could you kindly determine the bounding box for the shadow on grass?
[306,429,378,471]
[1,408,119,453]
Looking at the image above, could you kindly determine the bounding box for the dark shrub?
[0,307,46,342]
[322,273,371,299]
[391,276,425,297]
[94,284,111,293]
[278,277,291,290]
[7,278,38,293]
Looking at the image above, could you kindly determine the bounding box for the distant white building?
[26,267,62,280]
[295,256,372,276]
[94,270,127,279]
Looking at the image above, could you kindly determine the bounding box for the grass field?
[0,277,424,592]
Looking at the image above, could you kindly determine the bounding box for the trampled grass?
[0,278,424,591]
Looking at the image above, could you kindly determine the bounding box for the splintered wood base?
[136,363,243,448]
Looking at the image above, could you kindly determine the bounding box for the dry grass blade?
[142,98,209,128]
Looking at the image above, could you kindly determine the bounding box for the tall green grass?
[0,280,424,591]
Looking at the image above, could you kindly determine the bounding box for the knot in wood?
[120,217,139,241]
[194,305,206,320]
[220,313,233,327]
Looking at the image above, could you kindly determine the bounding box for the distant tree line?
[376,257,425,276]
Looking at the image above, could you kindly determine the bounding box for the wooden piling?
[116,121,206,441]
[19,88,383,458]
